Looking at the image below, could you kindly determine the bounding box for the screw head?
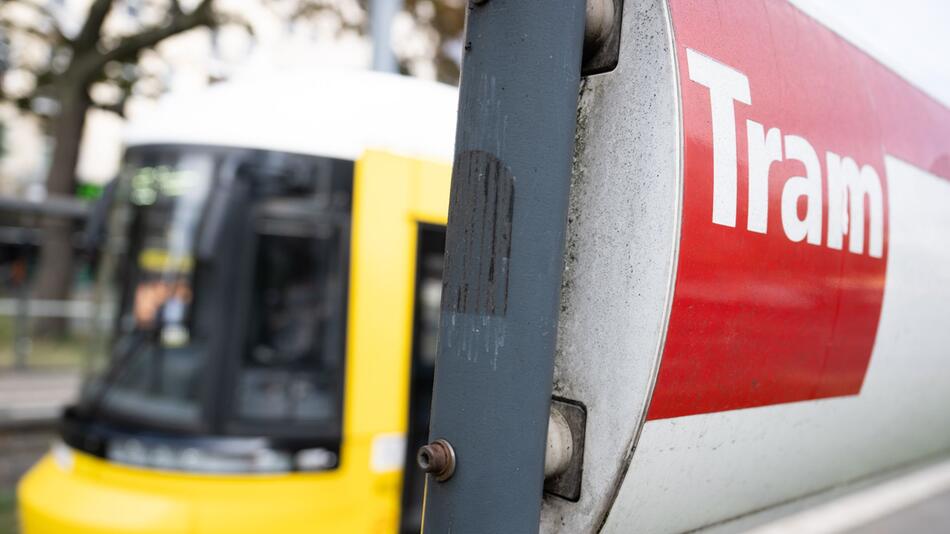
[417,439,456,482]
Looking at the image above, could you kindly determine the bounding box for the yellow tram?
[18,69,457,533]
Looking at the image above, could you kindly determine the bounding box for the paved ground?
[0,422,56,534]
[0,369,77,490]
[0,423,55,488]
[850,489,950,534]
[0,490,16,534]
[739,456,950,534]
[0,369,77,534]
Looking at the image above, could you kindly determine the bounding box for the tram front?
[18,70,457,534]
[18,144,371,533]
[79,145,351,459]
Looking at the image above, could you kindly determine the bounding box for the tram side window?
[237,219,346,427]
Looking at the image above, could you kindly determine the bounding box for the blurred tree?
[0,0,464,336]
[0,0,236,335]
[401,0,464,83]
[281,0,465,83]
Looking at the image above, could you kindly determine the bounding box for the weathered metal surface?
[417,439,456,483]
[600,1,950,532]
[422,1,588,532]
[541,0,682,531]
[582,0,624,76]
[542,0,950,532]
[431,0,950,531]
[542,410,573,480]
[543,399,587,502]
[442,150,513,317]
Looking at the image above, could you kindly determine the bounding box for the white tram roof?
[124,69,459,163]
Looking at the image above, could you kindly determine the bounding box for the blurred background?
[1,0,949,533]
[0,0,463,530]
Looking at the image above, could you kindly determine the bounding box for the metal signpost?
[418,0,620,531]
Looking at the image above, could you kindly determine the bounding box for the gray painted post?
[422,1,587,532]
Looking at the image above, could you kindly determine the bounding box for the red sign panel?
[647,0,896,420]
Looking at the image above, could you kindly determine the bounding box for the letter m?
[826,152,885,258]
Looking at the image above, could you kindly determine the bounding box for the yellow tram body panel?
[19,446,394,534]
[17,150,451,534]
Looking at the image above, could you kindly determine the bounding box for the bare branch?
[74,0,114,52]
[105,0,215,61]
[3,0,71,44]
[74,0,215,84]
[215,11,254,38]
[0,16,50,41]
[89,99,126,116]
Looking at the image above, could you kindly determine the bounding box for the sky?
[790,0,950,107]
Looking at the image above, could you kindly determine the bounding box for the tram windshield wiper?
[82,325,159,418]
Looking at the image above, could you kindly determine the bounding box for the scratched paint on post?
[442,150,514,316]
[647,0,898,420]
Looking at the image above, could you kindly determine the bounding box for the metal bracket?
[544,397,588,502]
[582,0,624,76]
[470,0,622,76]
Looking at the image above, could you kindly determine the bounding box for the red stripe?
[647,0,950,420]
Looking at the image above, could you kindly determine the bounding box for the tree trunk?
[31,84,90,338]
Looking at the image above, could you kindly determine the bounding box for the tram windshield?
[90,152,214,426]
[74,146,352,469]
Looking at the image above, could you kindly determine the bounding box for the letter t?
[686,49,752,228]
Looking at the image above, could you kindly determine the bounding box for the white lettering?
[781,135,823,245]
[746,120,783,234]
[827,152,885,258]
[687,48,886,258]
[687,48,751,228]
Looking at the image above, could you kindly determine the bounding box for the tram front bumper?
[17,449,399,534]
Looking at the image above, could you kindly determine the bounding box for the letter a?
[782,135,822,245]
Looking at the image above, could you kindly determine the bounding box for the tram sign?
[541,0,950,532]
[645,0,950,421]
[648,1,896,419]
[426,1,950,533]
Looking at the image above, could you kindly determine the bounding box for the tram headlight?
[106,438,294,474]
[149,445,177,469]
[295,448,338,471]
[51,440,75,472]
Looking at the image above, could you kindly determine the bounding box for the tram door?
[347,151,450,532]
[401,225,445,532]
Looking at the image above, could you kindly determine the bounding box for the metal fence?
[0,195,94,371]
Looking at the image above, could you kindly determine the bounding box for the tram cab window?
[236,213,347,429]
[93,152,216,427]
[73,145,353,468]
